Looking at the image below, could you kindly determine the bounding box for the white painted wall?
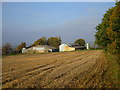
[59,44,68,52]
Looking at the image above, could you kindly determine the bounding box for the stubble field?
[2,50,107,88]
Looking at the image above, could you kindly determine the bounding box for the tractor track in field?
[2,50,107,88]
[3,52,88,86]
[3,51,88,81]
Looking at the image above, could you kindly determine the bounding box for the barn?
[22,45,56,54]
[71,44,86,50]
[59,44,75,52]
[59,44,87,52]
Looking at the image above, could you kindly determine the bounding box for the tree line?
[95,2,120,55]
[31,37,61,49]
[2,37,85,55]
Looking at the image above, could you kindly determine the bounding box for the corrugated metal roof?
[25,45,56,51]
[34,45,55,49]
[71,44,85,48]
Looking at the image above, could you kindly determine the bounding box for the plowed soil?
[2,50,107,88]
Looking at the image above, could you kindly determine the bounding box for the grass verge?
[101,52,120,88]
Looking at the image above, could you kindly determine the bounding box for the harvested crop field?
[2,50,107,88]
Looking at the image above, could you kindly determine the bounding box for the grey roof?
[25,45,56,51]
[32,45,56,49]
[72,46,86,49]
[60,44,85,49]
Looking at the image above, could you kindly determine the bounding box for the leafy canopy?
[47,37,61,48]
[74,39,86,46]
[95,2,120,54]
[31,37,47,46]
[2,43,13,55]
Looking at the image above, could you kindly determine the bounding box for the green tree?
[31,37,47,46]
[15,42,26,53]
[74,39,86,46]
[95,2,120,54]
[47,37,61,48]
[2,43,13,55]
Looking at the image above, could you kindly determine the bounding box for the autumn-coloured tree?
[31,37,47,46]
[106,2,120,54]
[95,2,120,54]
[2,43,13,55]
[75,39,86,46]
[47,37,61,49]
[15,42,26,53]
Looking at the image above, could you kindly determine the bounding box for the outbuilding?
[71,44,86,50]
[59,44,75,52]
[22,45,56,54]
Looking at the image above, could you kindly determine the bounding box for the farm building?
[71,44,86,50]
[22,45,56,54]
[59,44,75,52]
[59,44,86,52]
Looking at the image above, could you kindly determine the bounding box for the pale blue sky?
[2,2,115,46]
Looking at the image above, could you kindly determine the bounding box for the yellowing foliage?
[95,2,120,54]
